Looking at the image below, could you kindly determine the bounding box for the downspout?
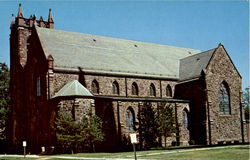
[174,102,180,145]
[117,101,122,147]
[239,91,245,143]
[125,77,128,97]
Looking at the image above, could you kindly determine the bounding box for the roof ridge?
[181,48,216,60]
[36,27,200,52]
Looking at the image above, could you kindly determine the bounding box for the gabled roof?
[36,27,200,79]
[52,80,93,99]
[179,48,216,82]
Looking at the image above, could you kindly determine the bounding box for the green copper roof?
[52,80,93,99]
[36,27,200,79]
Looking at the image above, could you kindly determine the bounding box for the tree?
[53,107,104,153]
[0,62,10,142]
[243,87,249,121]
[155,102,176,147]
[82,108,104,152]
[53,110,84,154]
[138,102,158,149]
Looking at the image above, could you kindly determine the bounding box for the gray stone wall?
[51,73,176,99]
[161,81,176,98]
[58,98,95,122]
[84,75,127,96]
[53,73,79,94]
[94,99,190,149]
[205,45,243,144]
[83,75,176,98]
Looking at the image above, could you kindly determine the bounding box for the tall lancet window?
[132,82,139,96]
[37,76,41,96]
[166,85,172,97]
[218,82,230,115]
[149,83,156,97]
[182,110,188,129]
[91,80,99,94]
[112,81,119,95]
[126,107,135,131]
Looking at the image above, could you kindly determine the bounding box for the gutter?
[53,67,180,81]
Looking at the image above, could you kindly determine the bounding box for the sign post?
[130,133,137,160]
[23,141,26,159]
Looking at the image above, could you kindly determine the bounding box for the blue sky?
[0,0,249,89]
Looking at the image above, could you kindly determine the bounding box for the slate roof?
[36,27,200,79]
[179,48,215,81]
[52,80,93,99]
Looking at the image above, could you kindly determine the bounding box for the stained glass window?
[218,82,230,115]
[112,81,119,95]
[182,110,188,129]
[91,80,99,94]
[132,82,139,96]
[126,108,135,131]
[150,83,156,96]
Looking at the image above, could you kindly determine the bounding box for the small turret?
[13,4,54,29]
[39,16,44,27]
[48,8,53,22]
[17,4,23,18]
[48,9,54,28]
[33,14,37,25]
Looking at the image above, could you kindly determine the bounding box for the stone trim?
[94,95,190,103]
[53,67,179,81]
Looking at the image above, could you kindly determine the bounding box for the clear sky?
[0,0,249,89]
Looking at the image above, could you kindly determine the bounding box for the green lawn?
[0,145,249,160]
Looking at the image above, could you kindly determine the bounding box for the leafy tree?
[53,110,84,154]
[53,107,104,153]
[82,108,104,152]
[243,87,249,121]
[155,102,176,147]
[138,102,158,149]
[0,62,10,142]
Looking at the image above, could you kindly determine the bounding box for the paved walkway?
[0,145,248,160]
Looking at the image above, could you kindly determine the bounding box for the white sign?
[23,141,26,147]
[130,133,137,144]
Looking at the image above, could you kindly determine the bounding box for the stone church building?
[8,5,248,153]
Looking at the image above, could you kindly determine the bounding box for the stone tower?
[8,4,54,152]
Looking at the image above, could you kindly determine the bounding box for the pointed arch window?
[149,83,156,97]
[182,109,188,129]
[126,107,135,131]
[91,80,99,94]
[166,85,172,97]
[132,82,139,96]
[112,81,119,95]
[218,82,230,115]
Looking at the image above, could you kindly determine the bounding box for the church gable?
[204,44,242,144]
[205,44,241,79]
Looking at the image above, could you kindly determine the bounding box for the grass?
[0,145,249,160]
